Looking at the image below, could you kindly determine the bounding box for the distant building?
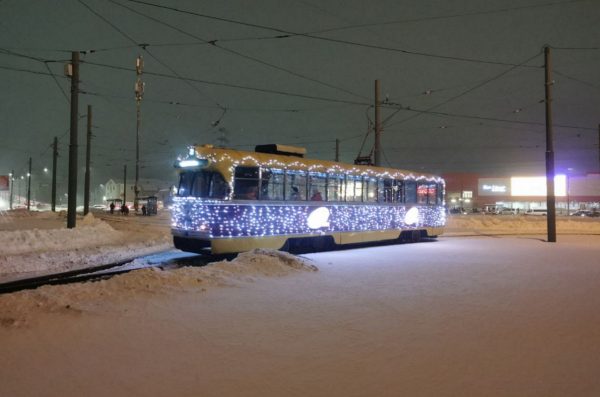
[103,178,174,207]
[444,172,600,214]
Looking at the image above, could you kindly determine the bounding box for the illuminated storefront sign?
[482,184,507,193]
[511,175,566,197]
[478,178,510,196]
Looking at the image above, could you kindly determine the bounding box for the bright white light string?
[172,147,446,238]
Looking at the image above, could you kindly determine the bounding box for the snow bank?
[445,214,600,235]
[0,212,172,278]
[1,222,118,256]
[0,249,317,327]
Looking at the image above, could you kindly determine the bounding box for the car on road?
[570,210,600,217]
[496,208,518,215]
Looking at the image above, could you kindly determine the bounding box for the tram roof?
[191,144,443,182]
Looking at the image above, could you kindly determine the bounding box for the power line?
[120,0,543,68]
[403,107,597,131]
[80,59,370,106]
[551,45,600,50]
[43,62,70,103]
[81,89,356,112]
[3,54,595,138]
[302,0,592,36]
[0,64,57,76]
[555,70,600,91]
[0,47,50,63]
[77,0,225,110]
[382,52,543,127]
[108,0,368,101]
[79,59,598,132]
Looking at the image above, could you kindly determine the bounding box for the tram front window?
[177,170,228,199]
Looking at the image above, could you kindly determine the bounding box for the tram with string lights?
[170,144,446,254]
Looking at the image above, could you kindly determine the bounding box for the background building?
[444,172,600,214]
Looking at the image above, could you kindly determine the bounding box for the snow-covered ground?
[1,210,599,396]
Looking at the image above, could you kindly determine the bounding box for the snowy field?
[1,210,599,396]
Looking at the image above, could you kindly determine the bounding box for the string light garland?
[171,199,446,238]
[172,146,446,240]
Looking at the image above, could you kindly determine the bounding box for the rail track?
[0,250,234,295]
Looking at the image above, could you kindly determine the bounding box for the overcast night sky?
[1,0,599,189]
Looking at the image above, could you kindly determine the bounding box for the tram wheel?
[411,230,422,243]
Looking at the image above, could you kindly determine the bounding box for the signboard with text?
[478,178,510,196]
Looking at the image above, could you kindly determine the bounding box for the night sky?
[1,0,599,190]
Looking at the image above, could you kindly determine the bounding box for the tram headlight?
[404,207,419,226]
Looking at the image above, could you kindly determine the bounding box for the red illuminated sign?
[0,175,9,191]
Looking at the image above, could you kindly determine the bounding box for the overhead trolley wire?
[108,0,368,101]
[80,59,370,106]
[120,0,543,68]
[302,0,591,36]
[77,0,226,111]
[382,51,543,128]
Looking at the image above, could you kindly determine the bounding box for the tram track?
[0,250,233,295]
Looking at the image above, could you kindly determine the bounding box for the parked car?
[525,209,547,216]
[570,210,600,217]
[496,208,518,215]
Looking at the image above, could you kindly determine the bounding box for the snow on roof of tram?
[191,144,443,182]
[254,144,306,157]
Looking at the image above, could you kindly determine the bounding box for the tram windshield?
[177,170,228,199]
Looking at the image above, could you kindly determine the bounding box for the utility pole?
[51,137,58,212]
[544,46,556,243]
[335,138,340,162]
[374,79,382,167]
[27,157,32,210]
[66,51,79,229]
[84,105,92,215]
[134,55,144,212]
[123,164,127,207]
[9,169,14,210]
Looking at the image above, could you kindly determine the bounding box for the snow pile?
[0,249,317,327]
[445,215,600,235]
[0,212,172,278]
[1,221,116,256]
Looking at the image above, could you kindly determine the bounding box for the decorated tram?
[171,144,446,254]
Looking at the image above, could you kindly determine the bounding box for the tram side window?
[365,177,377,202]
[209,172,228,199]
[416,182,427,204]
[286,170,306,200]
[437,183,444,204]
[308,172,326,201]
[177,170,227,199]
[261,168,284,200]
[233,166,260,200]
[405,180,417,204]
[346,176,363,202]
[177,171,195,197]
[427,183,437,205]
[382,178,394,202]
[327,174,344,202]
[395,180,405,203]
